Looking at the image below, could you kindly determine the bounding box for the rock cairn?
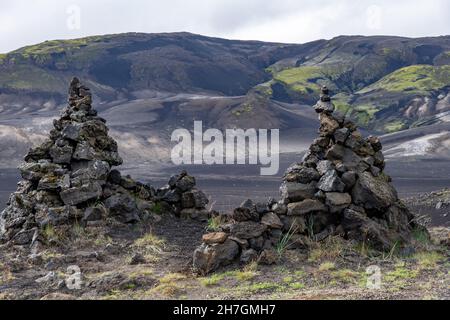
[0,78,209,246]
[193,86,424,274]
[157,170,210,222]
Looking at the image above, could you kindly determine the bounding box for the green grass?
[318,261,336,272]
[272,66,325,94]
[275,222,298,257]
[232,102,254,117]
[331,269,361,285]
[132,233,166,261]
[385,263,419,283]
[384,120,407,133]
[289,282,305,289]
[412,227,430,245]
[247,282,281,293]
[413,251,444,269]
[206,215,225,232]
[0,64,67,91]
[360,65,450,94]
[199,273,226,286]
[352,104,379,126]
[150,202,163,214]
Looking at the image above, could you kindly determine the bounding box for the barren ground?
[0,212,448,300]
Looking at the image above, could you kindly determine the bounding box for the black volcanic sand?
[1,155,449,226]
[0,169,19,209]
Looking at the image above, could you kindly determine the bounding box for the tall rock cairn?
[0,78,154,246]
[194,86,425,274]
[279,86,422,250]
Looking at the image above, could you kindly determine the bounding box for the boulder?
[202,232,228,244]
[83,205,106,222]
[181,192,195,208]
[230,221,267,239]
[240,249,258,264]
[193,239,239,274]
[325,192,352,207]
[351,172,397,211]
[49,145,73,164]
[231,199,258,222]
[104,194,140,223]
[319,113,339,136]
[316,160,334,175]
[285,166,320,183]
[287,199,327,215]
[192,189,209,208]
[280,181,316,202]
[334,128,349,144]
[341,171,356,188]
[317,170,345,192]
[176,175,196,192]
[260,212,283,229]
[342,209,397,251]
[60,182,102,206]
[258,249,278,265]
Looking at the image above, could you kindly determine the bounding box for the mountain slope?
[0,33,450,171]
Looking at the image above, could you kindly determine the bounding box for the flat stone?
[280,181,316,202]
[260,212,283,229]
[60,182,102,206]
[325,192,352,207]
[287,199,327,215]
[230,221,267,239]
[351,171,398,211]
[202,232,228,244]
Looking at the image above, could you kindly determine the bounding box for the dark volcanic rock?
[193,239,239,275]
[193,86,424,274]
[0,78,211,246]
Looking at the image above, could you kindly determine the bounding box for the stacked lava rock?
[194,86,424,274]
[155,170,210,222]
[0,78,207,247]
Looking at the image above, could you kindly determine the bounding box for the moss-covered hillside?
[1,33,449,133]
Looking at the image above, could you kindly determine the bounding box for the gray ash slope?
[1,33,450,171]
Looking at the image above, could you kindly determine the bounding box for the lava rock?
[317,170,345,192]
[287,199,327,215]
[193,239,239,274]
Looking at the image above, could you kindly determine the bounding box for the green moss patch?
[360,65,450,94]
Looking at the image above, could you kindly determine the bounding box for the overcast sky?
[1,0,449,53]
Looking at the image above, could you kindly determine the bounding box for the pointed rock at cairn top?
[314,86,335,114]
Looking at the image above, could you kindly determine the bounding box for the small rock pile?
[156,170,210,222]
[193,86,425,274]
[0,78,209,247]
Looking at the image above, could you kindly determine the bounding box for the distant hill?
[1,33,449,133]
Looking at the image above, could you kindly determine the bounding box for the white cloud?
[0,0,449,53]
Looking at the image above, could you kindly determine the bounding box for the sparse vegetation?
[360,65,450,94]
[275,222,298,257]
[152,273,187,297]
[206,215,223,232]
[199,273,226,286]
[413,251,444,269]
[133,233,165,253]
[150,202,163,214]
[318,261,336,272]
[272,66,325,95]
